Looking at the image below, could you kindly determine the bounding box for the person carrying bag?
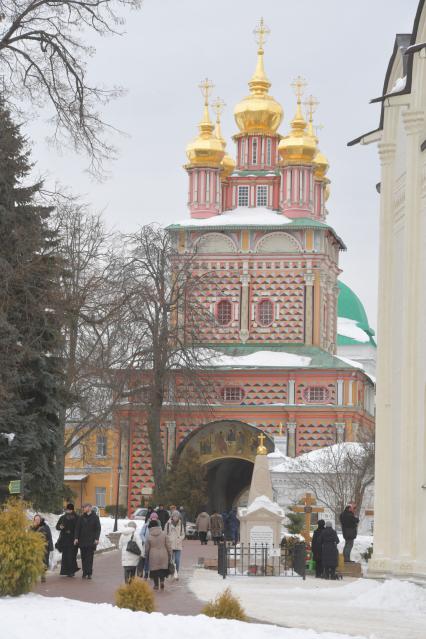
[119,521,144,583]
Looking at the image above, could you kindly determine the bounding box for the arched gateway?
[177,420,274,512]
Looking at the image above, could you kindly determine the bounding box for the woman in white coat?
[165,510,185,578]
[119,521,144,583]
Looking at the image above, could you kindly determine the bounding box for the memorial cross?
[292,493,324,543]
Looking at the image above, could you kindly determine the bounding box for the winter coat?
[228,511,240,535]
[210,513,224,538]
[56,513,79,547]
[145,526,172,571]
[165,519,185,551]
[320,527,340,568]
[339,508,359,541]
[311,525,325,561]
[75,511,101,547]
[33,520,53,567]
[196,512,210,532]
[119,526,144,567]
[157,508,170,530]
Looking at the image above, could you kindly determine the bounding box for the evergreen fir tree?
[0,100,65,510]
[158,448,208,518]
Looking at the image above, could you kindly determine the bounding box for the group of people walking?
[195,508,240,545]
[31,502,101,581]
[311,504,359,580]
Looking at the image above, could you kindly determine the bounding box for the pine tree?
[158,448,208,519]
[0,100,65,510]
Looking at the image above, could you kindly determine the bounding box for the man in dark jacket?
[339,504,359,563]
[74,503,101,579]
[156,505,170,530]
[311,519,325,577]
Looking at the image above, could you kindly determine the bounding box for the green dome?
[337,281,376,346]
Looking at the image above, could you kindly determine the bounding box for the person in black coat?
[56,503,80,577]
[311,519,325,578]
[74,503,101,579]
[339,505,359,563]
[321,521,340,580]
[156,505,170,530]
[32,514,53,582]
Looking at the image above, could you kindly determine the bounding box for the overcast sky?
[26,0,419,332]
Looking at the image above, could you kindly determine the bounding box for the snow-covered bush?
[202,587,247,621]
[115,577,155,612]
[0,500,45,596]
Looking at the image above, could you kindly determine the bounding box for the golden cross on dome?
[304,94,319,122]
[198,78,214,106]
[211,96,226,122]
[291,75,307,100]
[253,17,270,51]
[258,432,266,447]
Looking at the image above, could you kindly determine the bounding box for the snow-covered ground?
[189,570,426,639]
[0,594,369,639]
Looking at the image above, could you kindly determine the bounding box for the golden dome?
[211,97,236,180]
[313,150,329,180]
[278,80,318,165]
[234,19,283,135]
[186,79,225,168]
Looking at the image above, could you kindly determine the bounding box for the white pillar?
[287,422,297,457]
[337,380,344,405]
[288,380,296,405]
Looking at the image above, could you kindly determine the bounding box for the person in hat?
[139,511,160,579]
[119,520,144,583]
[311,519,325,578]
[321,521,340,580]
[145,513,172,591]
[56,503,80,577]
[74,503,101,579]
[32,514,53,582]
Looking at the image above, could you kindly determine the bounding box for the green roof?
[204,343,362,370]
[337,281,376,347]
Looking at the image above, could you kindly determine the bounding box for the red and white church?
[116,21,375,514]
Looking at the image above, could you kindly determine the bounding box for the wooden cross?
[292,493,324,543]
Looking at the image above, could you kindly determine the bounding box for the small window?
[217,300,233,326]
[303,386,330,403]
[257,185,268,207]
[221,387,244,402]
[96,434,107,458]
[258,299,273,326]
[252,138,258,164]
[238,185,249,207]
[95,487,106,508]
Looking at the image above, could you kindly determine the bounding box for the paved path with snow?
[34,540,217,615]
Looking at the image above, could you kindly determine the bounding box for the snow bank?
[0,594,368,639]
[350,579,426,615]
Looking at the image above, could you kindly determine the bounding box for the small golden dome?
[211,96,236,180]
[186,79,225,168]
[234,19,283,135]
[278,80,318,165]
[313,150,329,180]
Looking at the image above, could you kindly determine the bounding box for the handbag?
[126,533,141,556]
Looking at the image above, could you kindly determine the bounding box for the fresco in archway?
[180,421,274,465]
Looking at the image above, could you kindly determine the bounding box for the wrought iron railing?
[217,541,306,579]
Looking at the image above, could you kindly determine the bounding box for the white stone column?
[369,140,397,573]
[335,422,345,444]
[304,272,314,345]
[399,109,425,563]
[288,379,296,405]
[240,262,250,342]
[336,379,344,406]
[287,422,297,457]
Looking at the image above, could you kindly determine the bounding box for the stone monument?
[239,433,284,547]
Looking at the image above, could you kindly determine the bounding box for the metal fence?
[217,541,306,579]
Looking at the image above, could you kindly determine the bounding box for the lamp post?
[113,421,123,533]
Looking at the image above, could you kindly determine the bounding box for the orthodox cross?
[292,493,324,543]
[253,17,270,51]
[304,94,319,122]
[258,432,266,447]
[291,75,307,100]
[211,96,226,123]
[199,78,214,106]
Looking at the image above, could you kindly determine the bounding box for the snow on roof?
[210,350,312,369]
[173,207,292,228]
[246,495,283,516]
[272,443,367,474]
[337,317,370,344]
[389,75,407,93]
[64,474,88,481]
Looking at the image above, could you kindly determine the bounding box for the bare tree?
[294,441,375,522]
[0,0,142,175]
[122,225,216,491]
[49,191,134,475]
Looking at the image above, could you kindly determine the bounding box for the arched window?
[221,386,244,402]
[303,386,330,403]
[217,300,232,326]
[258,299,273,326]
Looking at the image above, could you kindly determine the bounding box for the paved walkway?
[34,540,218,615]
